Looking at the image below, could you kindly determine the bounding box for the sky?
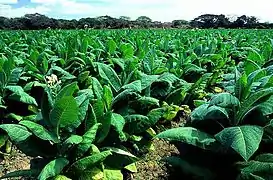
[0,0,272,22]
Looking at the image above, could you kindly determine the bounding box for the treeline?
[0,13,273,30]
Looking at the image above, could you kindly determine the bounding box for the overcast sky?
[0,0,272,22]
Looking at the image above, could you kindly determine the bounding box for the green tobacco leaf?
[124,163,137,173]
[93,100,104,124]
[78,167,104,180]
[0,124,32,143]
[76,123,101,158]
[113,89,140,105]
[215,125,263,161]
[205,106,229,120]
[78,71,90,83]
[50,96,79,137]
[97,62,121,92]
[108,39,117,54]
[103,85,113,111]
[104,169,123,180]
[191,104,209,121]
[0,169,40,180]
[9,67,23,85]
[156,127,217,150]
[97,112,112,143]
[55,82,79,102]
[91,77,103,99]
[85,104,97,131]
[38,158,69,180]
[61,135,83,153]
[111,113,126,140]
[102,147,138,169]
[124,114,150,134]
[6,85,37,106]
[257,95,273,115]
[237,154,273,179]
[121,43,134,59]
[244,59,261,76]
[140,74,159,90]
[236,87,273,123]
[19,121,59,143]
[122,80,142,92]
[51,66,76,81]
[235,71,248,101]
[136,97,160,107]
[41,87,54,126]
[209,93,240,108]
[76,94,90,122]
[68,151,112,175]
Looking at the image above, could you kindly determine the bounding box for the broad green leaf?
[61,135,83,153]
[103,85,113,111]
[121,80,142,92]
[156,127,217,150]
[111,113,126,140]
[0,169,40,180]
[49,96,79,137]
[205,105,229,120]
[76,123,101,158]
[6,85,37,105]
[244,60,260,76]
[50,66,76,80]
[78,167,104,180]
[215,125,263,161]
[19,120,59,143]
[107,39,117,54]
[68,151,112,175]
[235,71,248,101]
[0,124,32,143]
[38,158,69,180]
[257,95,273,115]
[236,87,273,122]
[85,104,97,131]
[140,74,159,90]
[124,114,149,134]
[55,82,79,102]
[104,169,123,180]
[91,77,103,99]
[209,93,240,108]
[102,147,138,169]
[76,94,90,122]
[97,112,112,143]
[97,62,122,92]
[136,97,160,107]
[124,163,137,173]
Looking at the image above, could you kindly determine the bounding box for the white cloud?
[0,4,50,17]
[0,0,273,22]
[0,0,16,3]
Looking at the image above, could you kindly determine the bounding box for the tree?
[119,16,131,21]
[136,16,152,23]
[172,19,189,28]
[190,14,230,28]
[231,15,259,28]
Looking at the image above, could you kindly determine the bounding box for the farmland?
[0,29,273,180]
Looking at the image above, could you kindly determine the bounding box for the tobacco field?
[0,29,273,179]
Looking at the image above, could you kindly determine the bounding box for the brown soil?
[0,148,32,180]
[127,139,180,180]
